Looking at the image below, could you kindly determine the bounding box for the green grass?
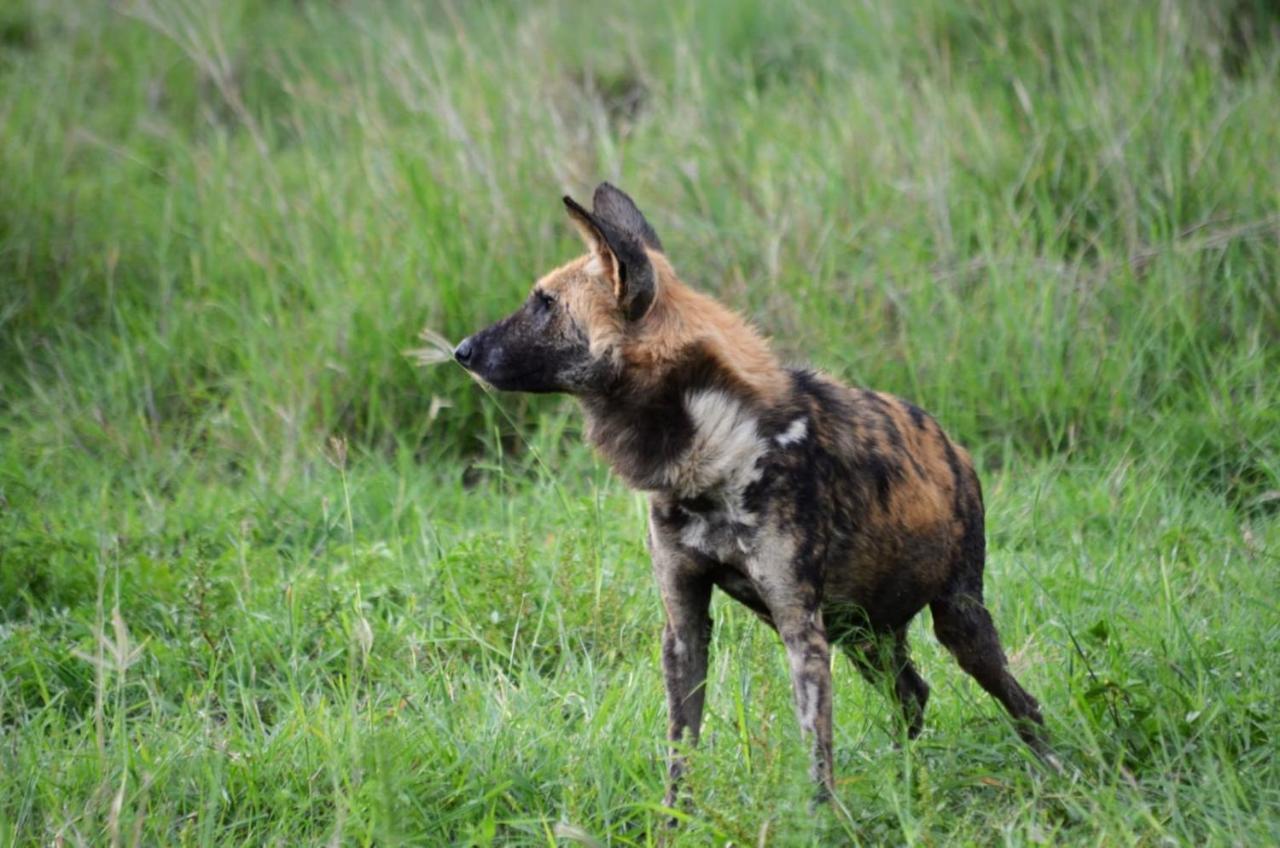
[2,0,1278,844]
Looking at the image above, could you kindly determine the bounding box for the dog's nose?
[454,336,475,366]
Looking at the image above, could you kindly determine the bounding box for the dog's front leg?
[650,535,713,813]
[749,540,836,800]
[776,604,835,799]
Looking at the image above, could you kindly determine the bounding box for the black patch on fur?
[861,390,907,456]
[940,435,986,597]
[862,449,899,510]
[792,369,845,416]
[790,458,826,586]
[860,389,889,410]
[677,493,718,514]
[582,386,694,486]
[904,402,929,430]
[940,436,966,513]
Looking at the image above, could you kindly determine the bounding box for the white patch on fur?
[679,516,709,551]
[668,390,770,559]
[668,390,766,497]
[744,525,797,593]
[799,680,820,733]
[584,254,604,277]
[775,417,807,447]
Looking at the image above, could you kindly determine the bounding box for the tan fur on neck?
[623,252,788,405]
[542,250,788,406]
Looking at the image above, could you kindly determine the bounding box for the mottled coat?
[454,184,1049,806]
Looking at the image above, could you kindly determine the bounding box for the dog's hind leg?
[841,626,930,740]
[931,591,1048,754]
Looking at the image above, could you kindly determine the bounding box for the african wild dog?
[454,183,1050,806]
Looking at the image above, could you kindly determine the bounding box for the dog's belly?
[711,565,773,622]
[697,536,947,635]
[821,572,933,634]
[670,489,954,633]
[709,553,936,636]
[821,527,954,632]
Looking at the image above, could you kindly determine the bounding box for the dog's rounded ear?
[592,182,663,252]
[563,193,656,322]
[564,194,617,283]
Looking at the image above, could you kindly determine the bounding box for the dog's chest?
[657,389,771,560]
[655,390,814,561]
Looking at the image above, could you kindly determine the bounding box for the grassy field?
[2,0,1279,844]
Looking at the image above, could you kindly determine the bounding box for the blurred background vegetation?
[1,0,1278,844]
[3,0,1277,488]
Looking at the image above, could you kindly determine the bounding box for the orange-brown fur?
[623,253,788,403]
[541,249,789,405]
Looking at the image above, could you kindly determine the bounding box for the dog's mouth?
[464,363,530,390]
[456,342,558,393]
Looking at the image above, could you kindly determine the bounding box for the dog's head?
[453,183,664,395]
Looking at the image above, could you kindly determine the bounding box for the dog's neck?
[620,263,789,407]
[578,266,792,495]
[579,344,785,498]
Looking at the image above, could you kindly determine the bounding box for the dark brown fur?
[454,184,1051,811]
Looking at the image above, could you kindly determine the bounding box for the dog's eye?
[536,291,556,311]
